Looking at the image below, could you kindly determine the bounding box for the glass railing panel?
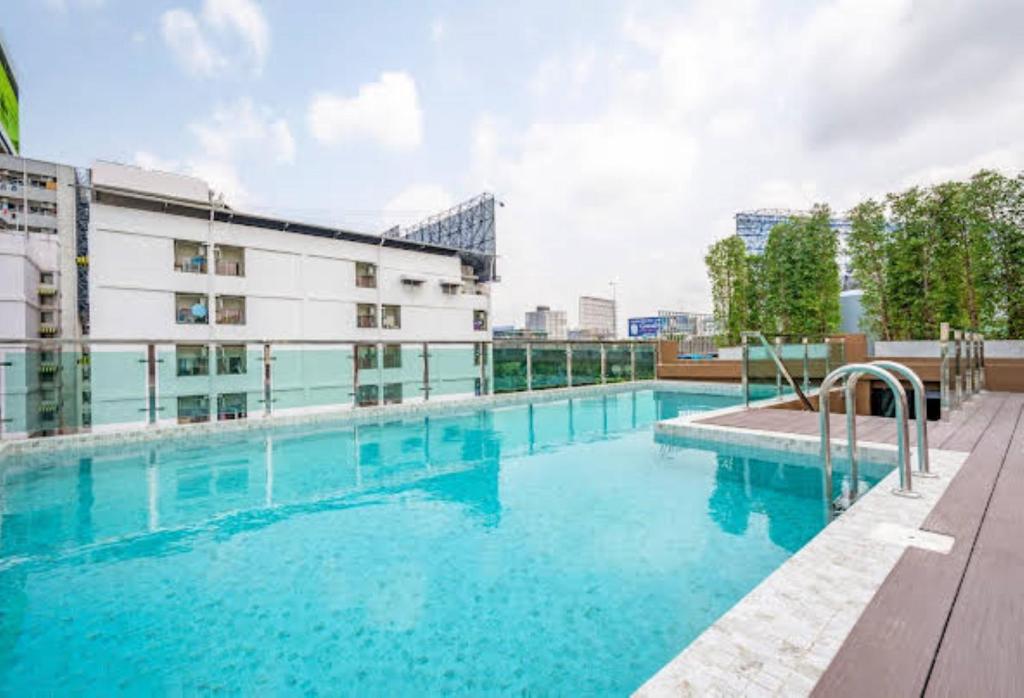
[605,343,632,383]
[493,344,528,393]
[428,343,478,398]
[571,343,602,386]
[635,343,656,379]
[272,344,354,412]
[88,344,150,430]
[379,344,425,405]
[530,344,567,390]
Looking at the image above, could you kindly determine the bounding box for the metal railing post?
[802,337,810,393]
[566,343,573,387]
[774,336,783,399]
[422,341,430,401]
[979,333,986,390]
[939,322,950,420]
[263,343,272,415]
[741,335,749,407]
[950,329,958,405]
[823,336,831,376]
[525,342,533,392]
[600,343,607,384]
[630,342,637,382]
[964,331,973,397]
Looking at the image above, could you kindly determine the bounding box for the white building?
[524,305,567,340]
[0,153,83,437]
[85,162,494,430]
[578,296,616,339]
[1,160,497,438]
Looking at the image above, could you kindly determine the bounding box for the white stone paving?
[636,404,968,697]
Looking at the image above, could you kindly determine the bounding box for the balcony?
[214,245,245,277]
[382,305,401,330]
[176,345,209,376]
[217,345,247,374]
[176,294,210,324]
[174,240,208,274]
[216,296,246,325]
[355,262,377,289]
[357,303,377,329]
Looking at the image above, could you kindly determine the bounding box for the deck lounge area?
[695,391,1024,696]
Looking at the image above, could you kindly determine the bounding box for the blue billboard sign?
[628,316,664,338]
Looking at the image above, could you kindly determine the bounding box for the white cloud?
[160,0,269,77]
[44,0,106,11]
[134,98,292,208]
[308,72,424,150]
[478,0,1024,330]
[190,97,295,164]
[161,9,224,76]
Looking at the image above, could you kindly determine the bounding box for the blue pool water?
[0,389,887,695]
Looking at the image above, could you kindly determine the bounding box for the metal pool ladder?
[819,362,926,515]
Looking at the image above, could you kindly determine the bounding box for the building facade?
[0,153,83,437]
[578,296,616,339]
[0,160,497,438]
[524,305,567,340]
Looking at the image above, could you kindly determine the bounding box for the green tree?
[761,205,840,337]
[705,235,752,345]
[848,200,892,339]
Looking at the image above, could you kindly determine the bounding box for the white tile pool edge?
[0,379,746,458]
[637,406,969,697]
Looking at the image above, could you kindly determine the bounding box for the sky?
[4,0,1024,332]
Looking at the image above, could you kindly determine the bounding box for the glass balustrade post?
[263,343,272,415]
[600,343,607,384]
[774,336,783,399]
[979,333,986,390]
[823,337,831,376]
[422,342,430,402]
[802,337,810,393]
[741,334,749,407]
[566,343,573,388]
[630,342,637,382]
[963,331,973,399]
[525,342,533,392]
[940,322,950,420]
[146,343,157,425]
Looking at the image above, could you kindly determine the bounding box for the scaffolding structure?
[387,193,498,282]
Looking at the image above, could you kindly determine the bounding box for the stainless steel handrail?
[820,364,917,512]
[741,331,814,411]
[845,361,933,478]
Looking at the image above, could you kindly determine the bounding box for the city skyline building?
[524,305,567,340]
[578,295,616,339]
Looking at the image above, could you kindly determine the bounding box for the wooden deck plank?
[811,395,1022,698]
[936,393,1008,451]
[924,404,1024,697]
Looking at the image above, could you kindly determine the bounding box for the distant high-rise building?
[524,305,567,340]
[578,296,616,339]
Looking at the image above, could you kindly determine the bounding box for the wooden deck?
[699,392,1024,696]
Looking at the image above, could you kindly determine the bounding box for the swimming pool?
[0,387,887,695]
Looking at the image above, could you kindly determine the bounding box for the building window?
[357,303,377,328]
[382,304,401,330]
[217,345,247,374]
[356,384,379,407]
[40,271,55,284]
[176,293,209,324]
[176,344,209,376]
[355,262,377,288]
[382,344,401,369]
[177,395,209,424]
[474,310,488,331]
[356,344,378,370]
[174,240,207,273]
[383,383,402,405]
[216,295,246,325]
[214,244,245,276]
[440,282,461,296]
[217,393,247,420]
